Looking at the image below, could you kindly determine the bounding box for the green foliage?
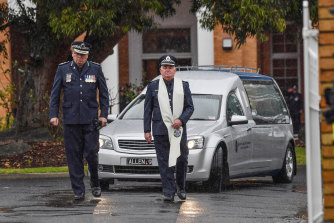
[0,62,15,130]
[47,0,180,42]
[0,115,14,131]
[295,146,305,165]
[191,0,319,47]
[41,93,63,142]
[0,166,88,174]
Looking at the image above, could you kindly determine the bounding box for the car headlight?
[187,136,204,150]
[99,135,113,150]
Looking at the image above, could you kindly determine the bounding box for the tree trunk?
[16,45,69,130]
[14,35,123,130]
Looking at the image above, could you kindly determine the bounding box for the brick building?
[319,0,334,221]
[0,0,12,128]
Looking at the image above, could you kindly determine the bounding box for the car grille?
[118,140,156,150]
[99,165,194,174]
[115,165,160,174]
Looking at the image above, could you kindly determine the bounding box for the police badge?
[173,129,181,138]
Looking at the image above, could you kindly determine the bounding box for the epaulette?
[90,61,101,66]
[58,61,70,66]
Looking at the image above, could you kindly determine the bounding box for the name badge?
[66,73,72,82]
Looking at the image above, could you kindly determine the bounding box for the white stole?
[158,76,184,167]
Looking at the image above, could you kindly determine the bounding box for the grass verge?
[0,147,306,175]
[0,166,88,174]
[295,146,306,165]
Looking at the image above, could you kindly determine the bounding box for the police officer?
[287,85,303,135]
[144,55,194,202]
[49,41,109,200]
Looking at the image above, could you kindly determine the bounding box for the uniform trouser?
[291,113,301,134]
[63,124,99,194]
[153,134,189,196]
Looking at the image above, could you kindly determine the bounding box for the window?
[141,28,193,81]
[242,80,290,124]
[120,94,221,121]
[190,95,221,120]
[271,24,300,94]
[143,28,191,53]
[226,92,244,122]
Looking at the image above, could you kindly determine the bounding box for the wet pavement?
[0,165,307,223]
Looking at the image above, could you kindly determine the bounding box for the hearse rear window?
[242,80,290,124]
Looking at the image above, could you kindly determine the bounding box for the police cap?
[72,41,91,55]
[159,55,177,67]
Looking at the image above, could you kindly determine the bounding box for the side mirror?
[228,115,248,126]
[107,114,118,123]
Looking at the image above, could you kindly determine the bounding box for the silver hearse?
[98,66,296,192]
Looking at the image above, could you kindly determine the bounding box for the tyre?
[203,147,223,193]
[272,144,295,183]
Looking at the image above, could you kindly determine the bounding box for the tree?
[0,0,180,130]
[191,0,318,47]
[0,0,318,130]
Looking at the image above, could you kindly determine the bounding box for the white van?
[98,66,296,192]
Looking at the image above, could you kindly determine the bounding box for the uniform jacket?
[49,61,109,124]
[144,78,194,135]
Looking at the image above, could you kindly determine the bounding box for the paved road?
[0,165,307,223]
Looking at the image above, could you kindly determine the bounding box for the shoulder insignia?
[59,61,70,66]
[90,61,101,66]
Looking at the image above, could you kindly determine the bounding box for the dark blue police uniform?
[144,78,194,197]
[49,60,109,195]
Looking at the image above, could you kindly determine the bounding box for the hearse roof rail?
[176,65,260,74]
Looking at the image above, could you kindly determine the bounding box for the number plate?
[127,158,152,166]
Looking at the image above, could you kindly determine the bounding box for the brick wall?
[319,0,334,221]
[257,40,271,75]
[118,34,129,87]
[0,0,11,126]
[214,26,257,69]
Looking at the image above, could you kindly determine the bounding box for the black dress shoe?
[74,193,85,200]
[92,187,101,197]
[163,194,174,202]
[177,189,186,200]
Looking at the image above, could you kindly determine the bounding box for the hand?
[172,119,182,130]
[50,117,59,126]
[99,117,107,127]
[145,132,152,143]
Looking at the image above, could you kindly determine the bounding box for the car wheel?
[204,147,223,193]
[100,180,110,190]
[272,144,295,183]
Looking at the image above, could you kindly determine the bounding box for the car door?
[242,79,289,170]
[226,91,253,175]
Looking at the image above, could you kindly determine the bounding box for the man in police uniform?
[49,41,109,200]
[287,85,303,135]
[144,55,194,202]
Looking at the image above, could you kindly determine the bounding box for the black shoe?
[163,194,174,202]
[92,187,101,197]
[177,189,186,200]
[74,193,85,200]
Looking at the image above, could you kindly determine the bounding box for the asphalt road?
[0,165,307,223]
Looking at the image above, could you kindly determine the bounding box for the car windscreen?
[120,94,221,121]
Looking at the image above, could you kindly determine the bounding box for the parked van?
[98,66,296,192]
